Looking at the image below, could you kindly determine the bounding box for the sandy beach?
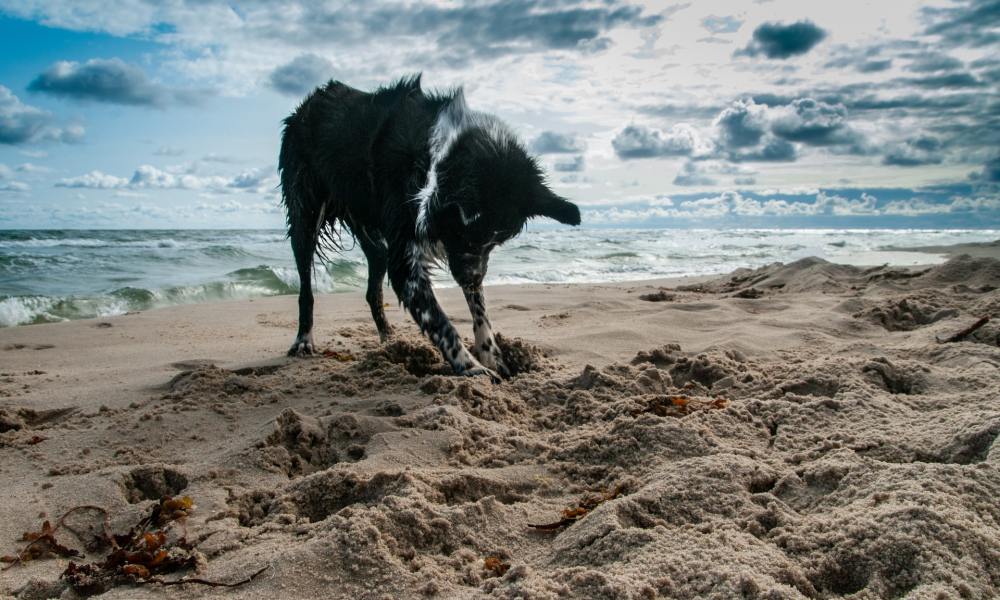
[2,244,1000,599]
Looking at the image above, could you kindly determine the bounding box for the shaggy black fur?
[279,75,580,382]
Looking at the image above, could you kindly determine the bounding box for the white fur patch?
[414,89,510,239]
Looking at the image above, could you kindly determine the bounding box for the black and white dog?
[278,75,581,382]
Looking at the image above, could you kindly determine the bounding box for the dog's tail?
[278,114,343,260]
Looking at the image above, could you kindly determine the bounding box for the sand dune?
[2,250,1000,599]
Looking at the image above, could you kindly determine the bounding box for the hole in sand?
[780,378,840,398]
[862,358,926,395]
[230,489,279,527]
[285,471,412,522]
[810,557,872,596]
[362,338,444,377]
[119,465,188,503]
[434,474,531,506]
[494,334,547,377]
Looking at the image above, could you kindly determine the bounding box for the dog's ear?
[534,188,581,226]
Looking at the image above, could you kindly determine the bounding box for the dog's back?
[279,76,435,234]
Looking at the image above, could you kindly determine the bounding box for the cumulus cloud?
[672,160,756,187]
[737,20,827,59]
[531,131,586,154]
[0,85,83,145]
[701,15,742,34]
[15,162,52,173]
[0,166,30,192]
[729,138,798,163]
[882,136,945,166]
[673,161,717,186]
[28,58,204,107]
[713,99,797,162]
[612,124,711,159]
[56,164,277,193]
[269,53,335,96]
[0,181,30,192]
[715,99,768,149]
[553,155,584,172]
[769,98,859,146]
[969,156,1000,183]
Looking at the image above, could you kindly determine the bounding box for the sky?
[0,0,997,229]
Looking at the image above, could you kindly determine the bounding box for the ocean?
[1,228,997,327]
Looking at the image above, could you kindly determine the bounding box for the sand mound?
[855,293,960,331]
[679,257,866,295]
[909,254,1000,289]
[686,255,1000,298]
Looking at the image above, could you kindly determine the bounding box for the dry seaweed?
[1,520,82,565]
[632,395,729,418]
[528,485,624,531]
[3,496,266,596]
[1,505,108,568]
[483,556,510,577]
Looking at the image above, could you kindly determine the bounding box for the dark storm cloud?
[611,125,700,159]
[715,99,767,149]
[28,58,203,107]
[737,20,827,59]
[882,136,945,166]
[701,14,742,34]
[970,156,1000,182]
[286,1,662,60]
[902,72,984,88]
[0,85,82,145]
[269,54,335,96]
[531,131,586,154]
[856,59,893,73]
[922,0,1000,48]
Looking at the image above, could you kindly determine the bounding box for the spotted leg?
[389,243,501,383]
[463,285,510,378]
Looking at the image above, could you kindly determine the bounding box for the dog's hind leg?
[287,208,322,356]
[389,243,501,383]
[359,233,393,343]
[462,286,510,378]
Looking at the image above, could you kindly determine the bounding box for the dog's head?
[421,118,581,288]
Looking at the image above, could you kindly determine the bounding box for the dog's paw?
[378,325,394,344]
[287,334,315,357]
[463,365,503,384]
[476,347,511,379]
[494,357,512,379]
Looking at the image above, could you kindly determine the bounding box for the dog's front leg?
[462,286,510,378]
[394,244,501,383]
